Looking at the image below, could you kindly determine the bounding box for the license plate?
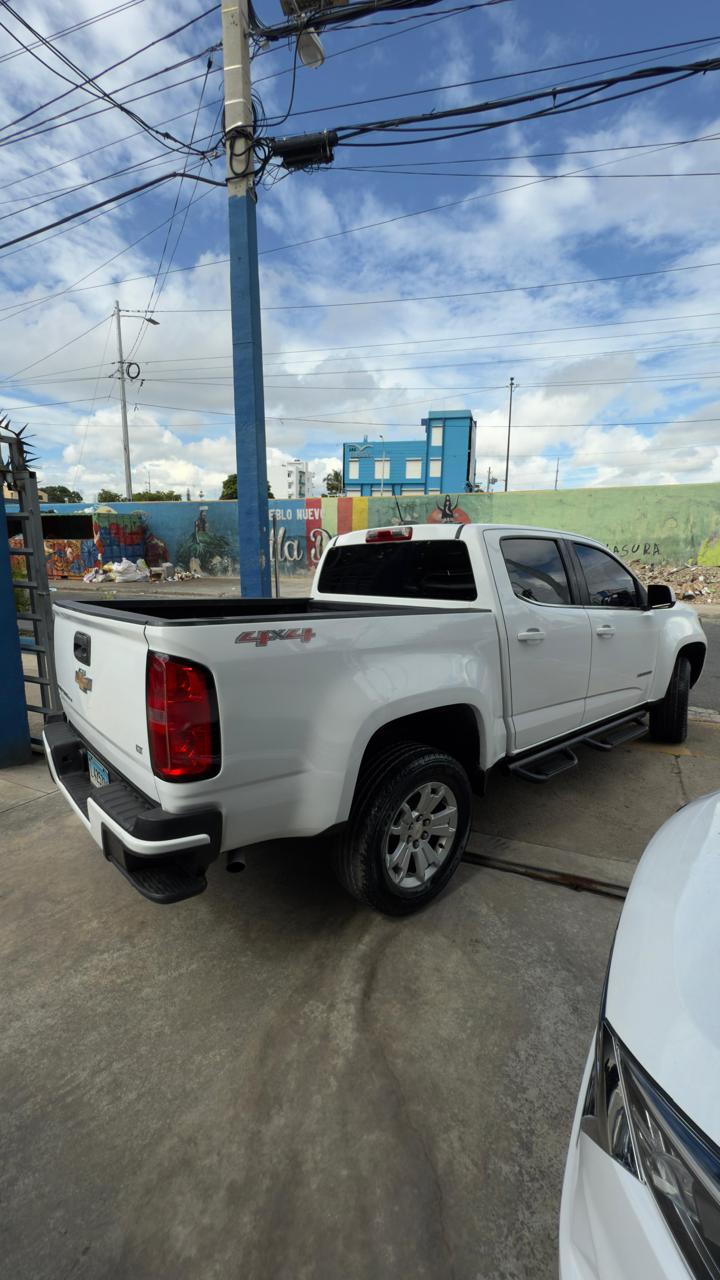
[87,752,109,788]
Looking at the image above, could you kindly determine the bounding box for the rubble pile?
[629,560,720,603]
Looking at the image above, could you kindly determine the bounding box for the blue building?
[342,409,477,496]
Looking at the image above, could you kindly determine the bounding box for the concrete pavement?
[2,714,719,1279]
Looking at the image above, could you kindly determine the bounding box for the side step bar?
[511,746,578,783]
[509,712,648,784]
[586,717,648,751]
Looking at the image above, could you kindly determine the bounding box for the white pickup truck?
[44,523,706,914]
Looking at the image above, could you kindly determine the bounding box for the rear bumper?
[43,720,222,903]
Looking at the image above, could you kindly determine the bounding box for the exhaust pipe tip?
[226,850,246,874]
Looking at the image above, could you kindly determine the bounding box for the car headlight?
[582,1021,720,1279]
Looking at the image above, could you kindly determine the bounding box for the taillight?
[146,653,220,782]
[365,526,413,542]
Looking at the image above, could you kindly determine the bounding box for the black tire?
[649,655,691,744]
[333,742,472,915]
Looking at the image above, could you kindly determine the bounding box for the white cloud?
[5,8,720,503]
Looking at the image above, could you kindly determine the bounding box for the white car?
[560,792,720,1279]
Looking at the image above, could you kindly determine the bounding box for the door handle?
[596,625,616,637]
[517,628,545,642]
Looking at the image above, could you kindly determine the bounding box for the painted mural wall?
[19,480,720,580]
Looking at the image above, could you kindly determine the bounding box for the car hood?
[607,791,720,1146]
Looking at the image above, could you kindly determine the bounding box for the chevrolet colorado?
[43,523,706,914]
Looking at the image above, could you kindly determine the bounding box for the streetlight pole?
[114,299,133,501]
[504,376,514,493]
[221,0,271,596]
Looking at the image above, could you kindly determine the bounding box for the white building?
[267,459,311,501]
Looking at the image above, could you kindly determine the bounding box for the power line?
[0,170,224,253]
[319,60,720,155]
[0,1,221,156]
[4,315,112,381]
[0,0,150,66]
[0,184,220,326]
[0,125,222,224]
[0,100,222,198]
[339,131,720,167]
[278,33,720,122]
[126,73,219,361]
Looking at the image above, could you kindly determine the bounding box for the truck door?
[568,541,660,723]
[484,532,592,751]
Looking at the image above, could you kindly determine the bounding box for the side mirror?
[646,583,675,609]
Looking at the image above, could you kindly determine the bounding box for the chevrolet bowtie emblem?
[75,668,93,693]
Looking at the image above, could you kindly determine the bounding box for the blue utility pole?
[221,0,271,596]
[0,484,31,765]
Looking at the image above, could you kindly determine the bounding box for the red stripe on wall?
[337,497,353,535]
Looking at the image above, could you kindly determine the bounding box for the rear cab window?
[500,537,571,605]
[317,539,477,601]
[572,543,641,608]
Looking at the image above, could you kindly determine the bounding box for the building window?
[405,458,422,480]
[429,459,442,478]
[431,425,443,447]
[374,458,390,480]
[348,459,359,480]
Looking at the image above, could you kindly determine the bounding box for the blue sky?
[2,0,720,498]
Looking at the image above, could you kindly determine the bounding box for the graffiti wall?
[16,479,720,585]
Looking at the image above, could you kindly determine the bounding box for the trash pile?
[83,557,150,584]
[629,560,720,603]
[81,558,203,585]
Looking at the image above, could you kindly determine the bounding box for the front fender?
[647,603,706,702]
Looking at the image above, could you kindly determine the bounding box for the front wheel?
[333,743,472,915]
[649,655,691,744]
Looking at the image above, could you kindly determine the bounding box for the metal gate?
[1,421,60,750]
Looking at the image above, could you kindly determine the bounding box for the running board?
[509,711,649,784]
[585,717,648,751]
[510,746,578,783]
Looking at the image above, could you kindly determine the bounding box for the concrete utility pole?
[221,0,271,595]
[114,299,133,501]
[503,376,514,492]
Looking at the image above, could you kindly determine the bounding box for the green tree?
[220,474,274,500]
[43,484,83,503]
[97,488,121,502]
[324,468,343,495]
[131,489,181,502]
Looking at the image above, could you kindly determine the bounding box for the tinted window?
[574,544,638,608]
[317,539,476,601]
[501,538,571,605]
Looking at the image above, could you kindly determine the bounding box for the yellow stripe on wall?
[352,496,369,531]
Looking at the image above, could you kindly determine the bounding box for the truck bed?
[54,596,483,625]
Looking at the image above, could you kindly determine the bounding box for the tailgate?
[53,604,159,799]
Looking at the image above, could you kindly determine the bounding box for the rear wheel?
[649,655,691,744]
[334,743,472,915]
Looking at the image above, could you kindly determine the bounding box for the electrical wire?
[276,33,720,122]
[0,125,223,224]
[0,59,224,153]
[0,0,151,66]
[0,185,221,327]
[0,169,224,254]
[4,315,112,381]
[0,3,221,156]
[126,69,219,362]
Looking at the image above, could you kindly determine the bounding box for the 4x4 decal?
[235,627,316,648]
